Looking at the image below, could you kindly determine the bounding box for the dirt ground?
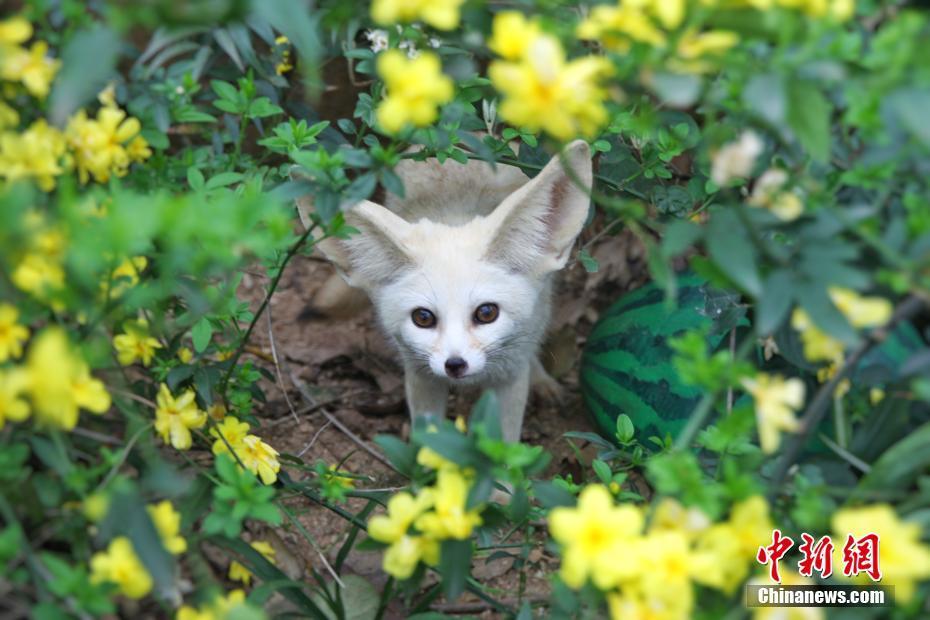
[232,219,649,618]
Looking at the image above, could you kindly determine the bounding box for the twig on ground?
[111,388,157,410]
[267,307,300,425]
[298,420,332,457]
[288,371,399,473]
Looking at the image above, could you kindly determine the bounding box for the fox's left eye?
[473,303,499,325]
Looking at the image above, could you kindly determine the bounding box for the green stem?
[672,336,757,451]
[218,224,318,399]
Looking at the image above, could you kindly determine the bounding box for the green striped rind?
[580,275,727,443]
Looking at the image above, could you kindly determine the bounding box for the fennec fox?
[318,140,592,442]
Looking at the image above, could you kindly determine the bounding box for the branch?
[219,223,317,399]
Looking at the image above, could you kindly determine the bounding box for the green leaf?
[470,391,501,441]
[439,539,471,600]
[49,26,121,125]
[373,435,417,475]
[787,81,831,163]
[706,210,761,296]
[531,481,575,508]
[888,88,930,147]
[248,97,284,118]
[591,459,612,485]
[173,106,217,123]
[756,270,795,335]
[206,172,245,190]
[578,249,599,273]
[855,421,930,499]
[210,79,239,103]
[743,74,786,125]
[650,72,702,108]
[191,318,213,352]
[615,414,635,443]
[187,167,205,191]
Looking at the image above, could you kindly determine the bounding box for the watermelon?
[579,274,744,444]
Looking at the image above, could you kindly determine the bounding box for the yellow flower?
[791,288,891,365]
[652,0,687,29]
[690,523,748,592]
[711,131,763,186]
[371,0,464,30]
[870,387,885,405]
[828,287,892,328]
[177,347,194,364]
[791,309,844,364]
[83,492,109,522]
[0,16,32,45]
[126,135,152,162]
[639,530,697,589]
[383,533,440,579]
[325,464,355,490]
[113,318,162,367]
[0,304,29,362]
[211,416,251,454]
[229,540,276,585]
[577,3,667,51]
[206,402,226,421]
[237,434,281,485]
[89,537,153,599]
[12,252,64,295]
[23,328,109,429]
[368,491,437,579]
[488,12,541,60]
[742,373,805,454]
[107,256,147,298]
[0,369,30,429]
[648,498,711,541]
[376,50,453,134]
[415,468,482,540]
[0,119,68,190]
[369,491,433,543]
[489,35,612,140]
[12,224,66,297]
[729,496,775,558]
[154,383,206,451]
[749,169,804,221]
[65,104,148,184]
[71,361,112,414]
[549,484,644,589]
[607,583,692,620]
[671,29,739,73]
[0,100,19,129]
[147,500,186,555]
[833,504,930,602]
[177,590,249,620]
[0,40,60,98]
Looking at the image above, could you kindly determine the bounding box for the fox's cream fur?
[316,141,592,441]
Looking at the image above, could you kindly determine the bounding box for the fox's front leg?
[494,362,531,443]
[405,368,449,424]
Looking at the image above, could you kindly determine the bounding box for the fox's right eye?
[411,308,437,328]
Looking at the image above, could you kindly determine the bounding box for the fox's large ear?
[484,140,592,274]
[317,201,413,290]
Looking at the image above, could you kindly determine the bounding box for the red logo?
[842,533,882,581]
[757,529,795,583]
[798,533,834,579]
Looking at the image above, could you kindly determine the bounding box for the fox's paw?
[530,360,563,404]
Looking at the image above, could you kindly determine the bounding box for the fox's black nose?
[444,357,468,378]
